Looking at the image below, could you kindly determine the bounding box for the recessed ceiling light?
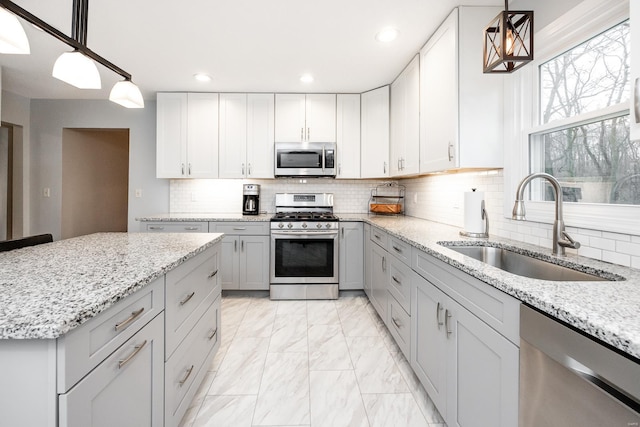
[194,73,212,82]
[375,27,399,43]
[300,74,314,84]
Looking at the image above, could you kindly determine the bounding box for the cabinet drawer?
[370,227,388,249]
[59,313,165,427]
[166,245,220,358]
[411,248,520,345]
[165,296,221,427]
[57,277,165,393]
[145,222,207,233]
[212,222,269,235]
[388,236,411,265]
[387,294,410,358]
[388,257,411,314]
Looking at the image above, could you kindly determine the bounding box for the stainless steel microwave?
[274,142,336,177]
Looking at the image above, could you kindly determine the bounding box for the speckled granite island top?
[0,232,223,340]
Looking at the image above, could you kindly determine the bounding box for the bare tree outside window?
[532,20,640,205]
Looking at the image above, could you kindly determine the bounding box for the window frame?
[503,0,636,235]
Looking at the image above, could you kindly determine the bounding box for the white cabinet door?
[390,54,420,177]
[275,94,306,142]
[157,93,187,178]
[246,94,275,178]
[361,86,390,178]
[306,94,337,142]
[187,93,219,178]
[446,297,519,427]
[219,93,248,178]
[339,222,364,290]
[59,314,164,427]
[239,235,270,290]
[411,271,448,414]
[420,11,458,173]
[369,242,388,322]
[336,94,361,178]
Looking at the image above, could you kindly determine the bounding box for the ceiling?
[0,0,502,102]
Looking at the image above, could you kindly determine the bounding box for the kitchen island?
[0,232,223,427]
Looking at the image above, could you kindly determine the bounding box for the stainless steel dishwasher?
[520,305,640,427]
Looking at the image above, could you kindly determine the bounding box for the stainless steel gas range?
[270,193,339,300]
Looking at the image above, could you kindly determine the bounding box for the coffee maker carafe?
[243,184,260,215]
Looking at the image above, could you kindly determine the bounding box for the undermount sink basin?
[441,244,613,282]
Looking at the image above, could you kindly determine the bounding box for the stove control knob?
[302,223,307,228]
[287,223,293,229]
[278,223,284,229]
[325,223,332,229]
[316,223,322,229]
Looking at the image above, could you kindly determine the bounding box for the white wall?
[510,0,584,29]
[28,99,168,239]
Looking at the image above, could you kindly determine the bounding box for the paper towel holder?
[460,200,489,238]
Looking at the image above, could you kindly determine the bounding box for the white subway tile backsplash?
[169,169,639,268]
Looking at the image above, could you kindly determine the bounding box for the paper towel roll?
[464,190,485,234]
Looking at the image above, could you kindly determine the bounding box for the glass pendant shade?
[483,9,533,73]
[0,7,30,54]
[52,51,102,89]
[109,80,144,108]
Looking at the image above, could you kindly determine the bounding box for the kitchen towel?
[463,189,485,234]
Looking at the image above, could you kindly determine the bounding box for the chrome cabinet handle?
[436,302,443,329]
[322,145,325,172]
[341,227,344,239]
[184,226,199,231]
[118,340,147,369]
[391,316,402,329]
[383,161,387,174]
[207,328,217,341]
[115,307,145,332]
[392,245,402,254]
[233,227,247,230]
[301,127,304,141]
[241,240,244,251]
[148,226,164,230]
[445,309,452,337]
[374,233,381,240]
[178,365,195,387]
[382,256,386,272]
[179,291,195,306]
[392,275,401,285]
[398,158,401,170]
[241,163,245,175]
[188,163,192,175]
[338,163,342,175]
[207,270,218,279]
[234,239,237,252]
[308,127,310,140]
[181,163,185,175]
[248,163,252,175]
[448,143,454,162]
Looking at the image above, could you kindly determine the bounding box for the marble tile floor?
[180,291,446,427]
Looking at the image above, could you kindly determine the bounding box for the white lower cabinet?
[339,221,364,290]
[59,314,165,427]
[411,250,519,427]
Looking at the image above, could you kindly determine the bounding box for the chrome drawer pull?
[436,302,443,329]
[392,317,402,329]
[207,328,217,340]
[207,270,218,279]
[179,365,195,387]
[118,340,147,369]
[392,275,402,285]
[148,226,164,230]
[179,291,195,306]
[233,227,247,230]
[392,245,402,253]
[114,307,145,332]
[184,226,199,231]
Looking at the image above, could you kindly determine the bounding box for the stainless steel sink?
[442,245,612,282]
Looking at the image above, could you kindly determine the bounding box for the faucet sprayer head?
[512,200,526,220]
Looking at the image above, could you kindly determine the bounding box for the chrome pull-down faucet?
[512,172,580,256]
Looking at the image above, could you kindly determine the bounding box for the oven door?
[270,230,339,284]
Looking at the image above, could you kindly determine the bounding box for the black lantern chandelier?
[483,0,534,73]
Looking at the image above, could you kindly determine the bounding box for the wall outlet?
[43,187,50,198]
[135,189,143,198]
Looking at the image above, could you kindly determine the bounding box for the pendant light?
[0,6,29,54]
[483,0,533,73]
[109,79,144,108]
[0,0,144,108]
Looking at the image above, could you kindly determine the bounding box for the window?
[529,20,639,205]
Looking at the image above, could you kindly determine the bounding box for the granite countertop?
[0,232,223,340]
[136,213,272,222]
[134,212,640,360]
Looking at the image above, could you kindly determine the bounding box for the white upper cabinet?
[420,7,503,173]
[156,92,219,179]
[336,94,361,178]
[361,86,390,178]
[275,94,336,142]
[219,94,275,179]
[390,54,420,177]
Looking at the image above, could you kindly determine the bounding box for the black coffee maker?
[243,184,260,215]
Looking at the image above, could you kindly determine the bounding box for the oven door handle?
[271,231,338,237]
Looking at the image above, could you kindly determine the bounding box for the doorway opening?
[61,129,129,239]
[0,123,14,240]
